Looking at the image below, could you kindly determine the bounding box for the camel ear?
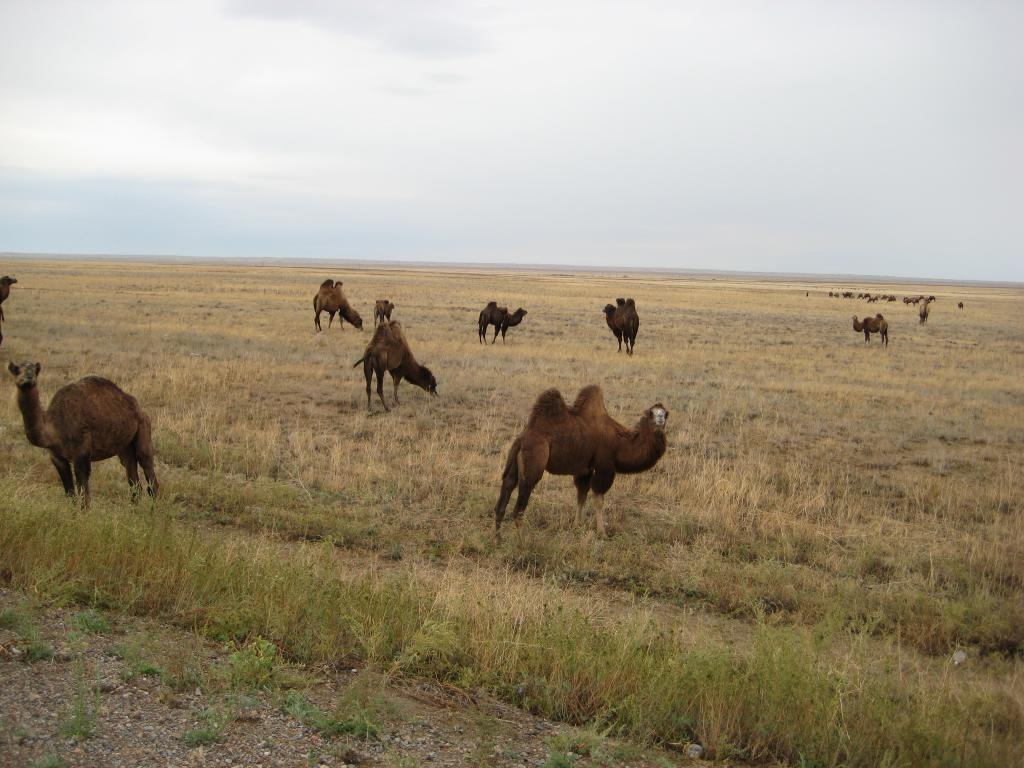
[8,362,18,375]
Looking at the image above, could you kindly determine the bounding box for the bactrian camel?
[8,361,158,504]
[493,385,668,542]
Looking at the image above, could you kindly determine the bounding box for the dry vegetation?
[1,258,1022,766]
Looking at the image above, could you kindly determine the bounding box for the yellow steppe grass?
[0,258,1022,765]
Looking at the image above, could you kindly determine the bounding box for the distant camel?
[493,385,668,542]
[852,314,889,346]
[0,276,15,347]
[603,298,640,355]
[478,302,528,344]
[374,299,395,325]
[919,300,931,324]
[313,279,363,331]
[958,302,964,310]
[8,361,158,504]
[353,321,437,412]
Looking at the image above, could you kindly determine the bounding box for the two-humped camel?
[0,276,15,347]
[478,302,528,344]
[8,361,158,504]
[852,314,889,346]
[353,321,437,412]
[313,279,363,331]
[603,298,639,354]
[493,385,668,542]
[374,299,395,325]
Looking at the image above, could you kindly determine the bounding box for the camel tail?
[501,437,522,485]
[352,356,366,368]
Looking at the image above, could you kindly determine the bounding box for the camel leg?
[363,358,374,411]
[314,309,321,332]
[374,360,389,412]
[119,450,141,501]
[72,457,92,507]
[573,472,593,527]
[390,371,402,406]
[510,444,548,529]
[133,417,158,497]
[614,330,622,352]
[328,311,335,329]
[491,325,499,344]
[501,325,507,343]
[589,471,616,537]
[479,322,485,344]
[50,455,74,496]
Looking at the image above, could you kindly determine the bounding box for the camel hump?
[485,301,498,308]
[528,388,570,424]
[570,384,607,418]
[615,298,626,306]
[625,298,635,307]
[320,279,335,289]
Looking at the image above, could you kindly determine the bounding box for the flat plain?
[1,258,1022,767]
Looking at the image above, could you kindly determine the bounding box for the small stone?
[952,649,967,665]
[687,743,704,759]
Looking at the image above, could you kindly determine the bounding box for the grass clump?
[57,658,99,741]
[182,706,231,747]
[226,636,279,690]
[71,609,112,635]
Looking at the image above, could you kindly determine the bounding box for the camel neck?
[17,387,54,449]
[616,422,667,473]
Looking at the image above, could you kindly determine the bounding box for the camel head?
[0,276,16,287]
[350,309,364,330]
[645,403,669,431]
[418,365,438,396]
[603,303,617,316]
[8,361,41,391]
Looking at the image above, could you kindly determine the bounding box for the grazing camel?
[0,276,15,347]
[478,302,528,344]
[313,279,363,331]
[493,385,668,542]
[958,301,964,310]
[603,298,640,355]
[373,299,395,325]
[852,314,889,346]
[353,321,437,412]
[8,362,158,504]
[919,300,931,324]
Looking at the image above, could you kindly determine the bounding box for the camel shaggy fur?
[0,276,15,347]
[919,300,931,324]
[8,361,158,503]
[374,299,395,325]
[353,321,437,412]
[852,314,889,346]
[313,279,363,331]
[478,302,528,344]
[493,385,668,542]
[603,298,640,355]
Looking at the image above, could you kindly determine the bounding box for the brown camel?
[373,299,395,325]
[958,301,964,310]
[353,321,437,412]
[8,362,158,504]
[493,385,668,542]
[478,302,528,344]
[603,298,640,355]
[0,276,15,348]
[919,300,931,324]
[852,314,889,346]
[313,279,363,331]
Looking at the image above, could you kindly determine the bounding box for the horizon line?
[2,251,1021,289]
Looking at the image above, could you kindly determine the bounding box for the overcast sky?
[1,1,1021,280]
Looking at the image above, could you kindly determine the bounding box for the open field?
[1,258,1022,766]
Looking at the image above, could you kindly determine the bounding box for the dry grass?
[1,258,1022,765]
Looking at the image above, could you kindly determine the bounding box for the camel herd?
[0,271,968,538]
